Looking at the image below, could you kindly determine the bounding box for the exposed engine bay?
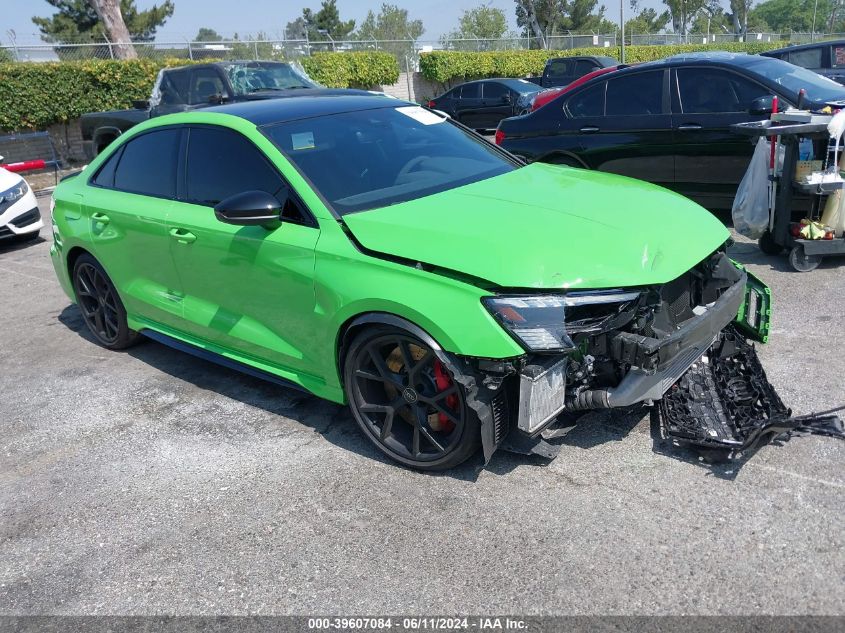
[459,247,844,463]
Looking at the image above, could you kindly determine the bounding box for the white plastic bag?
[732,137,772,239]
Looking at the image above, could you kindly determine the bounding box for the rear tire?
[71,254,141,349]
[343,325,480,471]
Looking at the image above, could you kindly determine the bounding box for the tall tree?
[32,0,174,47]
[662,0,707,35]
[299,0,356,41]
[285,17,308,40]
[194,27,223,42]
[356,3,424,40]
[749,0,836,31]
[453,4,509,39]
[515,0,613,48]
[625,2,672,33]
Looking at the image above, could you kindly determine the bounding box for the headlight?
[482,291,642,353]
[0,180,29,205]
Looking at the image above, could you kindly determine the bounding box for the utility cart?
[732,117,845,272]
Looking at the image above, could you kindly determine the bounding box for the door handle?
[676,124,702,130]
[169,227,197,244]
[91,212,110,225]
[580,126,600,133]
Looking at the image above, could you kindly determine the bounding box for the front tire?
[343,326,480,471]
[71,254,141,349]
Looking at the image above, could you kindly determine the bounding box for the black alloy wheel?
[72,254,140,349]
[344,327,480,470]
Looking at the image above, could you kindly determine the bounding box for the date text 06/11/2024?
[307,617,529,630]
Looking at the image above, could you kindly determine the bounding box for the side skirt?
[140,328,309,394]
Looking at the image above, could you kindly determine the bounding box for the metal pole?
[811,0,819,42]
[187,39,193,60]
[620,0,625,63]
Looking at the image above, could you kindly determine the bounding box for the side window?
[833,45,845,68]
[113,129,180,198]
[788,47,822,69]
[547,60,571,77]
[160,70,188,105]
[185,127,307,223]
[461,83,480,99]
[606,71,663,116]
[574,59,598,77]
[678,68,769,114]
[565,82,605,118]
[188,68,225,105]
[483,82,509,100]
[91,146,123,188]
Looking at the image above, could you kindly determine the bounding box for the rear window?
[112,129,180,198]
[263,106,517,215]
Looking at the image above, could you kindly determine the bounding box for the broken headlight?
[483,291,641,353]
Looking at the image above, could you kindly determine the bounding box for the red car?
[530,64,632,112]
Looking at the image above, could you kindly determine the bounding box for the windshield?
[743,56,845,103]
[508,79,543,95]
[223,61,320,94]
[263,105,518,215]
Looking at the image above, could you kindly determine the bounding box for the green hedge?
[0,51,399,131]
[300,51,399,89]
[419,43,785,84]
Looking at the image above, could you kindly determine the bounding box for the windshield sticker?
[291,132,315,150]
[396,106,444,125]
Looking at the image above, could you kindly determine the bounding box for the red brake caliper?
[433,360,458,433]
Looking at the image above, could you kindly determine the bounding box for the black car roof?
[546,55,617,65]
[762,39,845,55]
[204,93,408,125]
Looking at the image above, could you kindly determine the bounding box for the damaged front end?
[457,247,841,462]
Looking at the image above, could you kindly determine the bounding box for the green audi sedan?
[50,94,770,470]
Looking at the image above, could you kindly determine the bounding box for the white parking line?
[0,265,53,283]
[749,463,845,489]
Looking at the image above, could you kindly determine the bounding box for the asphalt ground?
[0,196,843,616]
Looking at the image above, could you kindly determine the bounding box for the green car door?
[164,124,322,386]
[84,127,186,331]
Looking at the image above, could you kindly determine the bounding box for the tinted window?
[566,83,604,117]
[461,83,480,99]
[606,71,662,115]
[788,47,822,69]
[678,68,770,113]
[483,82,509,99]
[263,106,516,214]
[160,70,188,105]
[113,129,180,198]
[186,127,282,204]
[547,60,571,76]
[574,59,598,76]
[188,68,225,105]
[91,146,122,188]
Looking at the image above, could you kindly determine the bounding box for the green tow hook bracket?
[734,267,772,344]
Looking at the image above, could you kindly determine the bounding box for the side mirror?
[502,93,512,104]
[214,190,283,229]
[749,95,775,115]
[132,99,150,110]
[208,93,228,104]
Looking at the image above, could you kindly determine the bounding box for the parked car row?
[494,52,845,210]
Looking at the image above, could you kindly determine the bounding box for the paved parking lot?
[1,197,843,615]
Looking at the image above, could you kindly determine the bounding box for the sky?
[1,0,645,45]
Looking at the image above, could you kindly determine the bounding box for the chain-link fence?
[4,32,845,64]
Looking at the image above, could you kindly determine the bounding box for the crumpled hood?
[343,163,730,290]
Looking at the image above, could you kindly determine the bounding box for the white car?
[0,158,42,242]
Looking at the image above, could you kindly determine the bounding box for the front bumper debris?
[659,326,844,457]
